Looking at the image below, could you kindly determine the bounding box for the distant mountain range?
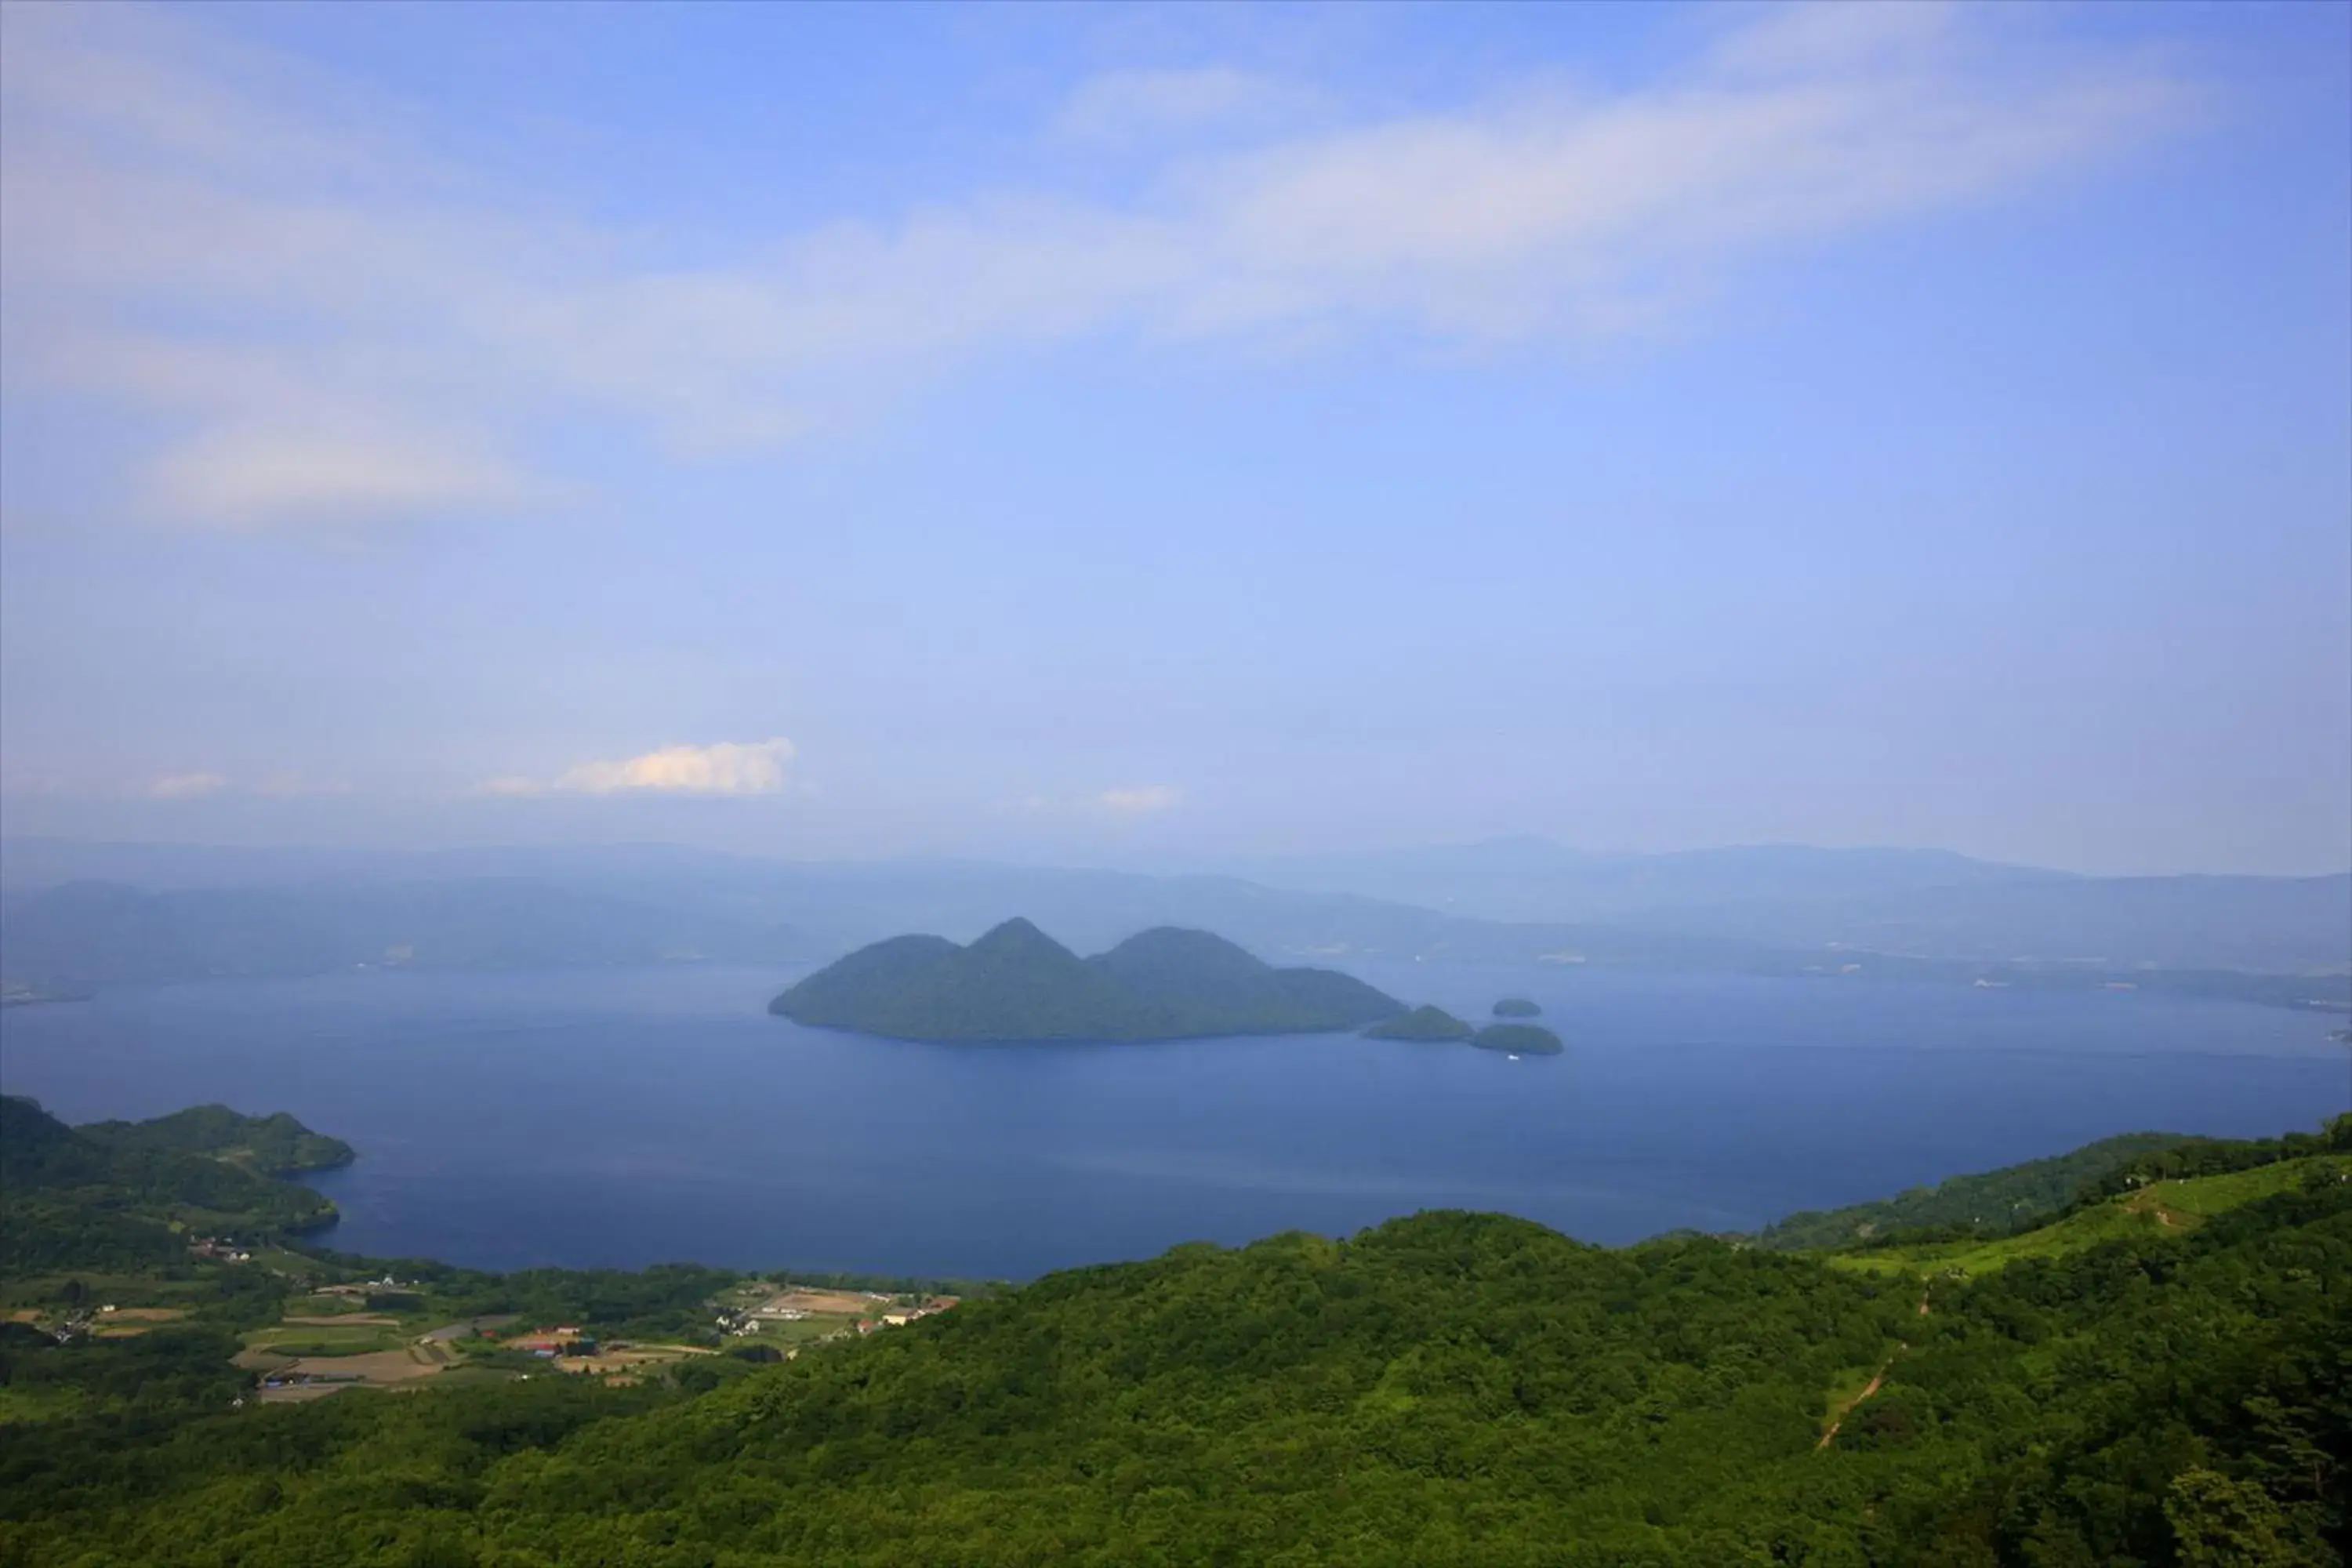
[1232,839,2060,922]
[1233,839,2352,971]
[770,920,1403,1042]
[2,837,2343,1009]
[0,876,814,989]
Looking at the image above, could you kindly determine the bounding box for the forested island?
[2,1093,2346,1564]
[1470,1022,1564,1054]
[768,919,1404,1041]
[1362,1007,1564,1055]
[1363,1004,1474,1041]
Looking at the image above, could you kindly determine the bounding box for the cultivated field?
[761,1288,887,1316]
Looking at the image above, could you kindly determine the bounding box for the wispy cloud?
[146,423,548,533]
[253,772,353,799]
[1095,784,1184,818]
[2,3,2196,531]
[144,771,227,799]
[478,738,797,798]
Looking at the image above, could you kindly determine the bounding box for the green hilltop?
[768,919,1404,1042]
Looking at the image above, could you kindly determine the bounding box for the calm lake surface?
[3,964,2345,1280]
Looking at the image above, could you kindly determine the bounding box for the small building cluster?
[509,1326,599,1359]
[714,1286,961,1342]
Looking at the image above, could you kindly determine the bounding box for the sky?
[2,2,2347,876]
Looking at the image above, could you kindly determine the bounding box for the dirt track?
[1818,1287,1929,1451]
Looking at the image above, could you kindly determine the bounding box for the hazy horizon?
[5,826,2347,890]
[5,2,2347,878]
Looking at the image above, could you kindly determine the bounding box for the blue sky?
[2,2,2346,874]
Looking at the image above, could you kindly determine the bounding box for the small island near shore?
[770,918,1406,1042]
[1471,1023,1566,1055]
[1360,1005,1565,1056]
[1363,1005,1475,1042]
[1492,997,1543,1018]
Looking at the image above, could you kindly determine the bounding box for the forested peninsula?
[768,919,1404,1041]
[1363,1004,1475,1040]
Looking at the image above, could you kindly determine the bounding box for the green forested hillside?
[1829,1152,2352,1283]
[770,919,1403,1040]
[0,1099,341,1272]
[1754,1130,2194,1250]
[2,1115,2345,1566]
[78,1105,354,1174]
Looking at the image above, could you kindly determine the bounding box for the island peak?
[967,916,1073,960]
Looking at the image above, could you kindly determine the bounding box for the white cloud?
[535,737,796,797]
[473,739,797,798]
[1,3,2197,530]
[148,423,546,532]
[145,771,227,799]
[1004,783,1186,818]
[474,775,546,799]
[1095,783,1184,818]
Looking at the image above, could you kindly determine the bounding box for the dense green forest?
[2,1103,2345,1565]
[770,919,1404,1041]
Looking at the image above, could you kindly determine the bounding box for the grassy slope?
[1755,1131,2190,1250]
[1824,1153,2350,1279]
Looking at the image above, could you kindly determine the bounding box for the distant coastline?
[1,984,90,1009]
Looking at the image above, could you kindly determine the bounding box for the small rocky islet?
[1361,1001,1563,1055]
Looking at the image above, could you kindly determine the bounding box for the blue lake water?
[2,964,2344,1280]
